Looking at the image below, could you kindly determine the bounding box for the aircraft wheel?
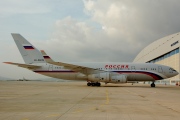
[96,82,101,87]
[151,82,155,87]
[92,83,96,86]
[87,82,91,86]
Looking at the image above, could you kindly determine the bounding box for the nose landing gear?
[151,82,155,87]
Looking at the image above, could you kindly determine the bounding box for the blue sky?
[1,0,180,79]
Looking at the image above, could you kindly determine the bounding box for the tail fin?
[11,33,45,64]
[40,50,55,63]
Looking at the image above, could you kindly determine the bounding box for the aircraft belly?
[54,73,70,79]
[127,73,155,81]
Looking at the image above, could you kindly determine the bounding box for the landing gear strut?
[151,82,155,87]
[87,82,101,87]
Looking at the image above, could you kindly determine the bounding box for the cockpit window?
[169,68,176,72]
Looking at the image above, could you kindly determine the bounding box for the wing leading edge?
[47,61,105,75]
[41,50,105,74]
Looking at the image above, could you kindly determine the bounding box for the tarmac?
[1,81,180,120]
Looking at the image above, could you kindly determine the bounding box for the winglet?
[40,50,55,63]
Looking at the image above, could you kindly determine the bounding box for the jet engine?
[88,72,109,82]
[88,72,127,83]
[111,74,127,83]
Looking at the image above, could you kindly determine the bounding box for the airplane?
[4,33,179,87]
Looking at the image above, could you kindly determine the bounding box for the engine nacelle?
[88,72,127,83]
[88,72,109,82]
[111,74,127,83]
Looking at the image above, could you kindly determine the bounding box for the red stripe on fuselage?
[34,70,163,80]
[115,71,163,80]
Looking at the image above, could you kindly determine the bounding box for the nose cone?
[167,67,179,78]
[171,70,179,78]
[175,71,179,76]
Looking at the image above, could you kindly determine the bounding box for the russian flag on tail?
[23,44,34,50]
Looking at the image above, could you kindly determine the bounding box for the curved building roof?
[134,32,180,63]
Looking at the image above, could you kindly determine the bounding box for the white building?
[134,32,180,84]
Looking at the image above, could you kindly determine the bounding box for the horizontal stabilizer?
[4,62,41,70]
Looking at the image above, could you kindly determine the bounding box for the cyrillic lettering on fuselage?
[105,65,129,69]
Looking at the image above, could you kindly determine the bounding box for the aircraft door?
[158,66,163,73]
[130,66,136,81]
[49,65,53,71]
[131,66,136,72]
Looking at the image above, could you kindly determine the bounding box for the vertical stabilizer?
[11,33,45,64]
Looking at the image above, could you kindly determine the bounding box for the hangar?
[134,32,180,83]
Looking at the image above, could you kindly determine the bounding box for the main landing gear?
[151,82,155,87]
[87,82,101,87]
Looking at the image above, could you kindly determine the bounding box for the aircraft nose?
[175,71,179,76]
[169,67,179,77]
[172,70,179,77]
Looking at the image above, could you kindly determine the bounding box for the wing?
[4,62,41,70]
[48,61,104,75]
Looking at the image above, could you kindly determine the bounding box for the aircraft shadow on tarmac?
[85,84,177,88]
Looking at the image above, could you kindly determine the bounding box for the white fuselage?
[6,34,179,86]
[33,62,178,83]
